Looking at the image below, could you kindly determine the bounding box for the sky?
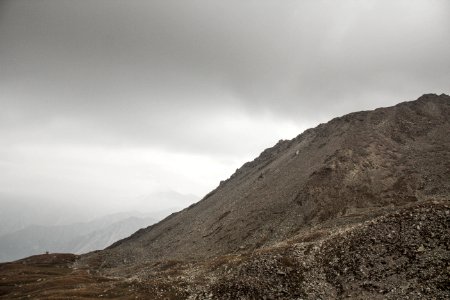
[1,0,449,224]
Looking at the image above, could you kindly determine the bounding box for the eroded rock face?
[84,94,449,271]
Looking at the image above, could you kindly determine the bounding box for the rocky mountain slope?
[82,93,450,271]
[1,93,449,299]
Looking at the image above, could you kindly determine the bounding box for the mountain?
[1,94,448,299]
[0,196,95,236]
[0,190,197,238]
[83,93,450,268]
[0,189,197,262]
[0,213,156,262]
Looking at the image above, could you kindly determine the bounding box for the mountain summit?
[1,94,449,299]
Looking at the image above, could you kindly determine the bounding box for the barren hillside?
[82,93,449,271]
[1,94,449,299]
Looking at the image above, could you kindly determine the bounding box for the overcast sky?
[1,0,449,222]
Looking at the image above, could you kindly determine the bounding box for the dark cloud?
[1,1,449,152]
[0,1,449,219]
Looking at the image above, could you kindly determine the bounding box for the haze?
[1,0,449,228]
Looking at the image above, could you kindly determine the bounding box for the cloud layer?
[0,0,449,220]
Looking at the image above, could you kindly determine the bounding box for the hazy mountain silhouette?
[0,213,157,262]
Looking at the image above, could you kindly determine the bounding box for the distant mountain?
[0,189,198,262]
[0,190,197,237]
[0,197,94,236]
[0,213,156,262]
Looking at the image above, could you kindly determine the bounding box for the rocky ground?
[1,199,448,299]
[196,200,449,300]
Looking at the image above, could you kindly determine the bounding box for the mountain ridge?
[83,93,449,271]
[1,93,448,299]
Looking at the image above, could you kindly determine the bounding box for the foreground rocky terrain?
[1,94,449,299]
[1,200,448,299]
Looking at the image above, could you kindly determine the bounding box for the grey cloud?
[1,0,449,155]
[1,0,449,225]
